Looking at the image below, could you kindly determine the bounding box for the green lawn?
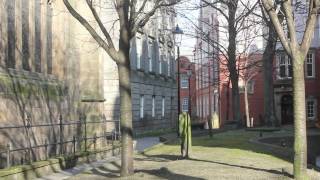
[68,130,320,180]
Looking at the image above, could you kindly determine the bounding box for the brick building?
[219,53,265,127]
[193,1,220,128]
[178,56,196,117]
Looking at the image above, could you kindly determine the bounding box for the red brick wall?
[219,54,265,127]
[178,56,197,116]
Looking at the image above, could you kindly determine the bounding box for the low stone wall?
[0,145,120,180]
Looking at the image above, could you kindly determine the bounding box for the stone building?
[0,0,106,167]
[0,0,178,167]
[100,2,178,133]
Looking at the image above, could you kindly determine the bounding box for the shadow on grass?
[189,158,293,178]
[85,161,204,179]
[161,131,294,163]
[137,154,293,179]
[135,153,180,162]
[136,167,205,180]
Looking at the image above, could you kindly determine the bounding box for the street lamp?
[173,24,183,136]
[173,24,183,115]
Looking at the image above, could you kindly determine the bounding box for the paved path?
[135,137,160,152]
[36,136,161,180]
[35,156,119,180]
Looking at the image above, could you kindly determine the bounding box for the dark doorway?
[281,95,293,124]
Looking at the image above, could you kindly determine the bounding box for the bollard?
[93,133,97,151]
[104,130,108,145]
[118,121,121,140]
[44,139,48,160]
[84,115,87,152]
[6,143,11,168]
[112,133,114,156]
[59,114,64,155]
[73,136,76,155]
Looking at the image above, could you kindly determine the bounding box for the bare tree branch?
[262,0,291,53]
[63,0,119,61]
[86,0,115,49]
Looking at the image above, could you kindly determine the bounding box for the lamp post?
[187,67,192,115]
[173,25,183,114]
[173,24,183,135]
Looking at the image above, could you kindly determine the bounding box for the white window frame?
[140,95,144,119]
[277,54,292,79]
[161,96,165,117]
[182,98,189,112]
[306,98,317,121]
[181,76,189,89]
[148,40,154,72]
[159,46,163,74]
[168,51,171,76]
[136,37,142,69]
[247,80,255,94]
[305,52,315,78]
[152,95,155,117]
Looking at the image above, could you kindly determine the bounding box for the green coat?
[179,112,192,148]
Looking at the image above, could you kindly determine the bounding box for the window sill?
[305,76,316,80]
[137,68,144,72]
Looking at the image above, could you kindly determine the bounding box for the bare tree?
[62,0,179,176]
[200,0,260,125]
[260,4,279,126]
[262,0,320,178]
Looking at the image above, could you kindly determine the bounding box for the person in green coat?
[179,112,192,158]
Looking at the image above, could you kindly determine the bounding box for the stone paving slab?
[35,156,119,180]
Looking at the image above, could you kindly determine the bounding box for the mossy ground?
[68,130,320,180]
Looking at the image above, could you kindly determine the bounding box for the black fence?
[0,115,121,169]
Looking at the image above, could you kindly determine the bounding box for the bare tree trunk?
[263,25,278,126]
[228,0,241,125]
[292,55,308,179]
[226,79,230,121]
[244,82,250,128]
[118,28,134,176]
[118,62,134,176]
[230,72,241,124]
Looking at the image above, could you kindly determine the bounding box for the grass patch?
[246,127,281,132]
[68,130,320,180]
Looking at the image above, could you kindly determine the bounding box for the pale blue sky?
[176,0,200,61]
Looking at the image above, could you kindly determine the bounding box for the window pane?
[149,41,153,72]
[140,95,144,118]
[307,53,313,63]
[280,66,286,78]
[307,64,313,77]
[162,97,165,117]
[152,96,155,117]
[35,0,42,72]
[288,65,293,78]
[307,100,314,118]
[181,77,189,88]
[182,98,188,112]
[7,0,16,68]
[280,54,285,65]
[137,38,142,69]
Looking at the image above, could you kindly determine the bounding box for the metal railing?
[0,115,121,169]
